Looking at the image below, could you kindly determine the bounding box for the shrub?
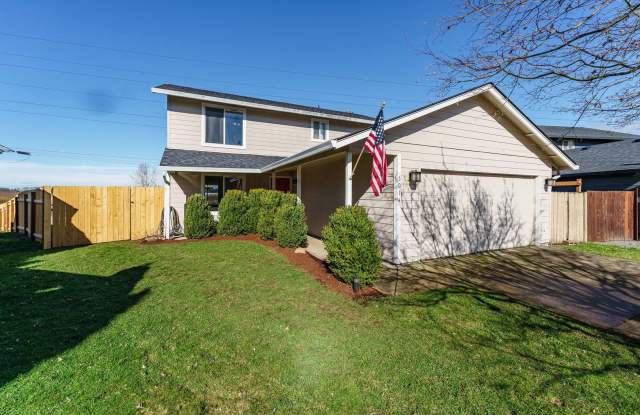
[184,194,216,239]
[275,204,308,248]
[245,188,267,234]
[321,206,382,285]
[256,190,282,240]
[256,190,297,240]
[217,190,248,236]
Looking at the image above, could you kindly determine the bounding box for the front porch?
[162,150,400,263]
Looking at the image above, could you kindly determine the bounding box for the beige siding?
[169,172,200,227]
[353,154,396,261]
[301,155,346,236]
[167,96,364,157]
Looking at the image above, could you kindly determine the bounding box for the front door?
[275,177,291,192]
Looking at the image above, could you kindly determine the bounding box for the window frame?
[201,103,247,149]
[310,118,330,142]
[561,138,575,150]
[201,173,247,210]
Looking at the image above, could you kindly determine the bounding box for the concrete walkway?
[376,246,640,339]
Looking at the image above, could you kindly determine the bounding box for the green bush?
[184,194,216,239]
[217,190,248,236]
[245,188,267,234]
[321,206,381,285]
[275,204,308,248]
[256,190,297,240]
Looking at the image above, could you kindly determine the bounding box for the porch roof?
[160,148,285,173]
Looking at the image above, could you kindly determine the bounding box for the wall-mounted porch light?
[409,170,422,184]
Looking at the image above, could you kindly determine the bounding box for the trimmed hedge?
[275,204,308,248]
[184,194,216,239]
[321,206,381,285]
[245,188,267,234]
[217,190,248,236]
[257,190,297,240]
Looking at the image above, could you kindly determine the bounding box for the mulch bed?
[141,234,382,299]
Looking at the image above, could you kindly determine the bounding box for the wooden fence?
[5,186,164,249]
[550,191,637,243]
[0,198,17,232]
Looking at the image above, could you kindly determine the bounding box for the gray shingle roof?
[154,84,374,121]
[540,125,640,141]
[560,138,640,176]
[160,148,285,170]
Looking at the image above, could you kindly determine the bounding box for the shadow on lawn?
[389,285,640,395]
[0,233,149,387]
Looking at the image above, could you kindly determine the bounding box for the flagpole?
[350,101,385,178]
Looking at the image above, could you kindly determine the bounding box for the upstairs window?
[311,119,329,141]
[203,106,245,147]
[561,139,575,150]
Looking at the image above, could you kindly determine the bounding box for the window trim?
[561,138,575,150]
[201,173,247,210]
[310,118,329,142]
[201,103,247,149]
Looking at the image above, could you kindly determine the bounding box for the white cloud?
[0,161,142,187]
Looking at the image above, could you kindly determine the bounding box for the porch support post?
[296,165,302,204]
[271,172,276,190]
[163,172,171,239]
[345,152,352,206]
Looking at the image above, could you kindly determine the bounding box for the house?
[153,83,576,264]
[540,125,640,150]
[556,138,640,191]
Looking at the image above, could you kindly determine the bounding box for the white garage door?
[401,171,536,261]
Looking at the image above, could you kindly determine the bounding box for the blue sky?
[0,0,620,187]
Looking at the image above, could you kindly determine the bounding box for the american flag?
[363,107,386,196]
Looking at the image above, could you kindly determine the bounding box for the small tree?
[131,163,158,187]
[184,194,215,239]
[217,190,248,236]
[275,204,308,248]
[322,206,381,285]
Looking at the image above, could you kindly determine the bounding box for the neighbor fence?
[550,190,638,243]
[2,186,164,249]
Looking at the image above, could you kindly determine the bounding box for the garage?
[401,171,537,261]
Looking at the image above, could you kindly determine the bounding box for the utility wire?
[0,108,164,128]
[0,98,164,119]
[0,80,160,103]
[0,31,432,87]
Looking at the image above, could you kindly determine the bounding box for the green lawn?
[1,233,640,414]
[567,242,640,262]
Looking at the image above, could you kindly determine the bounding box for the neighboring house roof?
[560,138,640,177]
[160,148,285,173]
[539,125,640,142]
[262,83,578,173]
[152,84,374,123]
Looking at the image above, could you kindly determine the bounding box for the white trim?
[160,166,260,174]
[345,152,352,206]
[261,139,337,172]
[163,174,171,239]
[296,165,302,203]
[393,153,402,264]
[201,103,247,149]
[310,118,330,142]
[152,87,373,124]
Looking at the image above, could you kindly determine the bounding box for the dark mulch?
[141,234,382,299]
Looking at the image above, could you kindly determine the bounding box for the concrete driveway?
[376,246,640,339]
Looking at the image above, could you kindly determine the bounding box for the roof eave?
[151,87,373,124]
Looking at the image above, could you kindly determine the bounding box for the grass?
[567,243,640,262]
[1,233,639,414]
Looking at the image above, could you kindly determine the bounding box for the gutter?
[260,139,338,172]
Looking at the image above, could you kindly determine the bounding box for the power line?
[0,80,160,103]
[0,108,164,128]
[0,98,164,119]
[0,31,433,87]
[21,146,159,162]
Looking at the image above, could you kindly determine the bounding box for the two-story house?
[153,83,576,264]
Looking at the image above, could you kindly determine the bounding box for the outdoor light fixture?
[545,178,556,188]
[409,170,422,183]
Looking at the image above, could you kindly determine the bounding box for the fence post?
[42,187,52,249]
